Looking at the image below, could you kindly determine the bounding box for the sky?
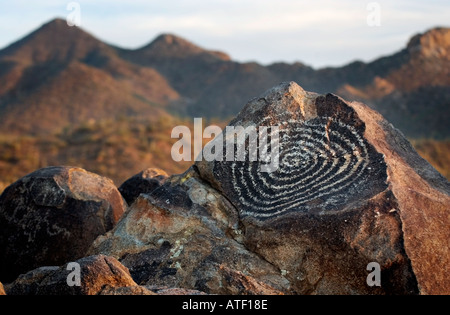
[0,0,449,68]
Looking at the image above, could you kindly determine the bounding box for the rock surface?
[119,168,168,205]
[90,81,449,295]
[0,166,127,283]
[5,255,137,295]
[4,254,207,295]
[89,168,290,294]
[196,82,450,294]
[1,82,449,295]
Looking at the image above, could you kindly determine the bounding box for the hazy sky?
[0,0,449,68]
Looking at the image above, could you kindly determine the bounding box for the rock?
[98,285,156,295]
[119,168,168,205]
[4,253,205,295]
[5,82,448,295]
[5,255,137,295]
[0,166,127,283]
[150,287,207,295]
[0,282,5,295]
[217,265,284,295]
[195,81,450,295]
[89,168,291,294]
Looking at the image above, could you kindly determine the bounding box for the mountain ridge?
[0,18,449,139]
[0,18,179,135]
[2,19,447,70]
[0,18,449,193]
[135,33,231,61]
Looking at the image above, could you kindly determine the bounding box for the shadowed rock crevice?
[119,241,173,285]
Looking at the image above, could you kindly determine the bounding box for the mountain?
[0,19,448,138]
[131,33,231,61]
[335,27,450,138]
[119,33,277,118]
[0,18,448,190]
[0,19,179,135]
[120,26,450,138]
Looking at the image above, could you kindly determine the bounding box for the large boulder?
[0,166,127,282]
[195,82,450,295]
[118,168,168,205]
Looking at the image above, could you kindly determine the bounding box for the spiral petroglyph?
[194,83,390,221]
[212,115,387,220]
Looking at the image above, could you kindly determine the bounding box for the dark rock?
[0,166,127,282]
[5,255,136,295]
[119,241,173,285]
[194,82,449,294]
[119,168,168,205]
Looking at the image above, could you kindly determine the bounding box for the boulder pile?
[1,82,448,295]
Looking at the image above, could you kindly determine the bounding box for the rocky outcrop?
[89,82,449,294]
[89,169,290,294]
[119,168,168,205]
[4,254,208,295]
[196,82,449,294]
[1,82,449,294]
[0,166,127,283]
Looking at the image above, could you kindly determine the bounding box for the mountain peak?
[153,33,196,46]
[41,17,69,28]
[0,17,108,64]
[407,27,450,59]
[14,17,90,44]
[149,33,204,54]
[139,33,230,61]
